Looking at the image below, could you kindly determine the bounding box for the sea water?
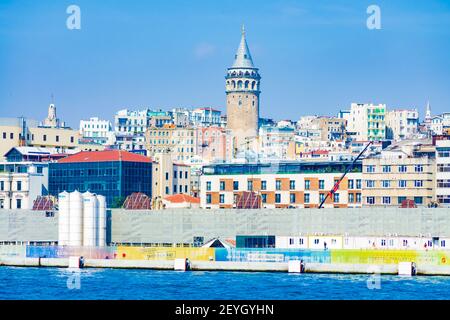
[0,267,448,300]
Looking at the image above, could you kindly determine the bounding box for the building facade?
[435,136,450,207]
[362,141,435,207]
[0,162,48,209]
[79,117,113,145]
[48,150,152,207]
[385,109,419,141]
[152,152,191,199]
[226,26,261,152]
[200,161,363,209]
[348,103,386,141]
[145,124,195,163]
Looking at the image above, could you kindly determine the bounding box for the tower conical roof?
[232,25,255,69]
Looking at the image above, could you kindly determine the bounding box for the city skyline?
[1,0,450,128]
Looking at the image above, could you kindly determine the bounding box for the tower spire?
[232,25,255,68]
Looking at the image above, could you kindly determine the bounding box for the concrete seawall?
[2,257,450,275]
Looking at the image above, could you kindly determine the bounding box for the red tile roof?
[57,150,152,163]
[164,194,200,204]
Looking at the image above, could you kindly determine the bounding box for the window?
[17,181,22,191]
[356,193,361,203]
[367,197,375,205]
[304,193,310,204]
[179,171,183,179]
[403,239,408,247]
[165,172,169,181]
[16,199,22,209]
[261,181,267,190]
[414,180,423,188]
[366,180,375,188]
[290,193,296,204]
[349,193,355,203]
[441,240,446,248]
[233,181,239,191]
[398,180,407,188]
[348,179,354,189]
[0,181,3,191]
[219,194,225,204]
[319,193,325,203]
[261,194,267,203]
[382,165,391,173]
[70,137,74,143]
[382,180,390,188]
[0,199,3,209]
[185,185,188,193]
[247,180,253,191]
[289,238,294,245]
[305,180,310,190]
[314,239,319,245]
[276,180,281,191]
[43,134,47,141]
[174,170,177,178]
[299,238,304,245]
[415,165,424,173]
[398,165,407,173]
[56,135,59,142]
[382,196,391,205]
[2,132,5,139]
[381,239,386,247]
[206,181,211,191]
[366,165,375,173]
[289,180,295,190]
[356,179,362,189]
[165,186,169,195]
[275,193,281,204]
[333,193,339,203]
[414,197,423,205]
[219,181,225,191]
[319,180,324,190]
[206,194,212,204]
[10,133,14,139]
[185,171,188,179]
[398,196,406,204]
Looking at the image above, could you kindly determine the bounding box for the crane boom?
[318,141,373,209]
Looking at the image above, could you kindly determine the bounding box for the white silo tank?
[69,191,83,247]
[58,191,70,246]
[97,195,107,247]
[82,192,98,247]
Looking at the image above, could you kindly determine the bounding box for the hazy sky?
[0,0,449,128]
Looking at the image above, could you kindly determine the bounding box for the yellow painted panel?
[116,246,215,261]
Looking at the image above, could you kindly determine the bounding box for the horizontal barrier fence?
[0,246,449,266]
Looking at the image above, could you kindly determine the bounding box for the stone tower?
[226,26,261,151]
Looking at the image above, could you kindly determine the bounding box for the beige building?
[146,124,195,163]
[0,117,79,160]
[385,109,419,141]
[310,117,347,141]
[362,141,436,207]
[152,152,192,200]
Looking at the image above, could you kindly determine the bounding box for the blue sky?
[0,0,449,127]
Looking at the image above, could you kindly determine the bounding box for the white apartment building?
[114,109,149,151]
[436,137,450,207]
[347,103,386,141]
[385,109,419,141]
[0,162,48,210]
[79,117,113,145]
[190,108,222,127]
